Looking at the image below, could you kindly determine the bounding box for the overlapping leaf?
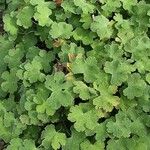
[50,22,73,39]
[41,125,66,150]
[45,72,74,116]
[68,103,99,132]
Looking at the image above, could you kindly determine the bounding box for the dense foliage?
[0,0,150,149]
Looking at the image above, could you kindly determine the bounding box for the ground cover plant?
[0,0,150,149]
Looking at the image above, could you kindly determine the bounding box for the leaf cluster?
[0,0,150,149]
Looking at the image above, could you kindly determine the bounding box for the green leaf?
[4,47,24,69]
[41,125,66,150]
[0,103,26,142]
[68,104,99,132]
[26,46,40,60]
[73,81,97,100]
[107,138,127,150]
[50,22,73,39]
[23,58,45,83]
[35,26,50,41]
[1,69,19,93]
[61,0,76,13]
[69,56,101,83]
[34,50,55,73]
[34,2,52,26]
[107,136,150,150]
[114,14,135,44]
[73,27,96,45]
[30,0,43,5]
[95,123,108,141]
[0,36,13,75]
[93,72,120,115]
[123,73,147,99]
[33,85,50,112]
[106,110,147,138]
[63,129,86,150]
[73,0,95,14]
[104,60,135,86]
[124,36,150,73]
[16,6,34,28]
[132,2,150,32]
[105,42,123,60]
[93,94,119,114]
[47,90,74,116]
[101,0,121,16]
[90,15,114,40]
[120,0,137,11]
[146,73,150,84]
[106,111,133,138]
[45,72,74,115]
[3,14,18,35]
[1,0,150,148]
[6,138,37,150]
[80,14,93,29]
[59,42,85,62]
[80,140,105,150]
